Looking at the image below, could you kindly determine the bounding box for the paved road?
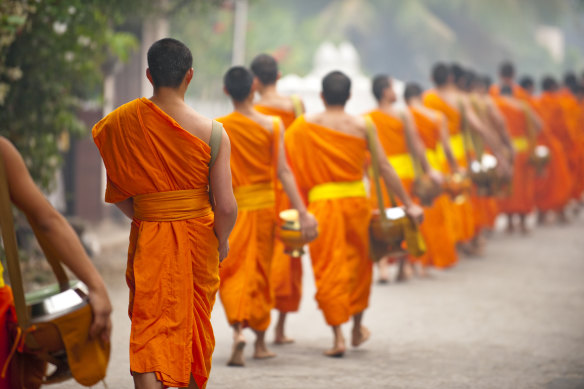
[55,214,584,388]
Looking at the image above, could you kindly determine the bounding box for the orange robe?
[423,90,475,242]
[285,116,372,326]
[216,112,277,332]
[93,98,219,389]
[531,98,573,212]
[493,97,536,214]
[409,107,458,268]
[557,89,584,199]
[254,104,302,313]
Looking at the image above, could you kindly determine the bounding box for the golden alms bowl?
[529,145,551,175]
[442,172,471,199]
[470,153,502,196]
[412,175,443,207]
[370,207,408,260]
[279,209,313,257]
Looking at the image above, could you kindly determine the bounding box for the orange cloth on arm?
[409,107,458,268]
[93,98,219,389]
[423,91,476,242]
[530,98,573,211]
[254,105,303,313]
[216,112,277,332]
[285,116,372,326]
[493,97,536,215]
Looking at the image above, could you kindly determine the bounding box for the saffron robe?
[493,97,536,215]
[557,89,584,199]
[254,104,302,313]
[93,98,219,389]
[423,90,475,242]
[216,112,277,332]
[285,116,372,326]
[409,107,458,268]
[531,97,573,212]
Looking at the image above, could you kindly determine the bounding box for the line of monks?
[216,56,584,367]
[92,38,584,388]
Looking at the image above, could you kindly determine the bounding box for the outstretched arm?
[367,123,423,222]
[277,120,318,241]
[0,137,112,342]
[210,130,238,261]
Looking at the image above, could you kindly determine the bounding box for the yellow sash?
[425,149,440,170]
[0,265,4,288]
[387,153,415,179]
[308,180,366,203]
[133,188,211,221]
[436,133,465,163]
[234,182,275,210]
[512,136,528,152]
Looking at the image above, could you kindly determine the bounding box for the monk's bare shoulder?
[251,110,280,133]
[179,104,214,144]
[256,94,295,112]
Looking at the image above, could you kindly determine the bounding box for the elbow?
[30,209,62,235]
[214,200,238,220]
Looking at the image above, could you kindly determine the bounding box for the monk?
[285,70,423,357]
[93,38,237,389]
[424,63,510,254]
[490,61,531,101]
[368,75,441,280]
[217,66,318,366]
[520,76,572,224]
[404,82,458,270]
[250,53,304,345]
[0,137,112,388]
[558,73,584,205]
[493,85,542,233]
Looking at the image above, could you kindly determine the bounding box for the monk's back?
[93,98,211,200]
[305,111,366,140]
[256,95,295,113]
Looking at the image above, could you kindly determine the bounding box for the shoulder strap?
[0,147,29,329]
[365,116,396,213]
[209,120,223,169]
[291,95,303,118]
[399,111,424,179]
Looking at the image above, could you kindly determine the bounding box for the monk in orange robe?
[404,82,458,269]
[557,75,584,203]
[93,39,238,389]
[286,71,423,357]
[519,76,572,224]
[489,61,531,102]
[368,75,441,280]
[250,53,305,345]
[424,63,510,254]
[493,85,541,233]
[0,137,112,388]
[217,66,317,366]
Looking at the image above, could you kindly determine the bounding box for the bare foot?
[324,341,346,358]
[274,335,294,345]
[351,325,371,348]
[253,343,276,359]
[227,333,246,367]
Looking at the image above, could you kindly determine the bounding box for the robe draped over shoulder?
[216,112,277,332]
[285,116,372,325]
[93,98,219,389]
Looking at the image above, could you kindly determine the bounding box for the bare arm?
[277,120,318,241]
[209,130,238,261]
[403,111,432,174]
[486,99,514,156]
[437,116,458,172]
[114,198,134,219]
[525,105,543,134]
[0,138,111,342]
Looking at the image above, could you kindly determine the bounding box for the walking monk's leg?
[325,325,346,357]
[274,312,294,344]
[253,329,276,359]
[227,323,246,367]
[351,311,371,347]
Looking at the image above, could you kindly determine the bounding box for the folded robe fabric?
[254,104,303,314]
[423,90,476,242]
[93,98,219,389]
[409,107,458,268]
[493,97,536,215]
[216,112,278,332]
[285,116,372,326]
